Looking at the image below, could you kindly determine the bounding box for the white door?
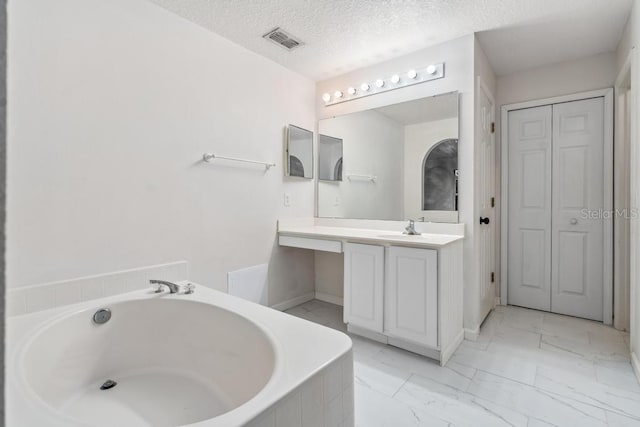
[508,105,553,311]
[551,98,605,321]
[384,246,438,347]
[507,98,606,321]
[343,242,384,332]
[477,80,496,322]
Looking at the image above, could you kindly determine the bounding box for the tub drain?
[100,379,117,390]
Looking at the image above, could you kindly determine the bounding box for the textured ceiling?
[147,0,632,80]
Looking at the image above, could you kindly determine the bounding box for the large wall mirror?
[286,125,314,179]
[317,92,459,222]
[318,135,343,181]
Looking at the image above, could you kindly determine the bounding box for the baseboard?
[347,324,388,344]
[315,291,343,306]
[464,326,480,341]
[440,330,465,366]
[388,336,440,361]
[632,351,640,385]
[270,292,315,312]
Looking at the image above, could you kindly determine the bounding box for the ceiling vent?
[262,27,303,51]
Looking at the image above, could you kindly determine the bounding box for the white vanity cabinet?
[342,240,463,365]
[277,220,465,365]
[343,243,384,332]
[385,246,438,348]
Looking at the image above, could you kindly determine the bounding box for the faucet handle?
[183,283,195,294]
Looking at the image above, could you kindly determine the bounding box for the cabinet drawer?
[278,235,342,253]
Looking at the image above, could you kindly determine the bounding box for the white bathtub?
[8,284,354,426]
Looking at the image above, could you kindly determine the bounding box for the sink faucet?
[404,219,421,236]
[150,279,180,294]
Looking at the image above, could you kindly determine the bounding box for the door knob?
[570,218,578,225]
[480,217,490,225]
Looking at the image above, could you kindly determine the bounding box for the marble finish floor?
[285,300,640,427]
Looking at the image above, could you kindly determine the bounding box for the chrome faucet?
[150,279,180,294]
[404,219,421,235]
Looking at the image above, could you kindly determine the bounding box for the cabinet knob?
[570,218,578,225]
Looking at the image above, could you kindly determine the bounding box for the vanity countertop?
[278,224,464,249]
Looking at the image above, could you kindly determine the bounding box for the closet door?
[551,97,604,321]
[507,106,553,311]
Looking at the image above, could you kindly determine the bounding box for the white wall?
[316,35,480,332]
[616,0,640,380]
[7,0,317,307]
[318,110,403,219]
[403,118,458,220]
[496,52,617,106]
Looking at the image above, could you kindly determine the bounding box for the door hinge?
[491,197,495,207]
[491,272,495,283]
[491,122,495,133]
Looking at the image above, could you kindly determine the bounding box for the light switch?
[284,193,291,207]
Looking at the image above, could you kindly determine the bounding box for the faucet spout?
[403,219,421,236]
[150,279,180,294]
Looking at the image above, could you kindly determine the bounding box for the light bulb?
[347,87,357,95]
[391,74,400,84]
[407,69,417,79]
[361,83,370,91]
[334,90,343,98]
[322,93,331,102]
[375,79,385,88]
[426,65,437,75]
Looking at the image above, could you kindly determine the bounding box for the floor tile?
[535,365,640,419]
[466,371,608,427]
[606,411,640,426]
[450,341,538,385]
[394,373,528,427]
[595,362,640,393]
[541,333,630,363]
[286,301,640,427]
[354,353,411,397]
[354,383,449,427]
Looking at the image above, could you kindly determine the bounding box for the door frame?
[613,50,635,331]
[500,88,614,325]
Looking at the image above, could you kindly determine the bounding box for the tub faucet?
[150,279,180,294]
[404,219,421,236]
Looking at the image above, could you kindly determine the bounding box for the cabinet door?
[343,243,384,332]
[385,246,438,347]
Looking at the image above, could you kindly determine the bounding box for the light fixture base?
[323,63,445,106]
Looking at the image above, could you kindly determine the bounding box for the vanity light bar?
[321,63,445,106]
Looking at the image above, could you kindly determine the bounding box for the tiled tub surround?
[287,300,640,427]
[6,261,188,316]
[8,284,354,426]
